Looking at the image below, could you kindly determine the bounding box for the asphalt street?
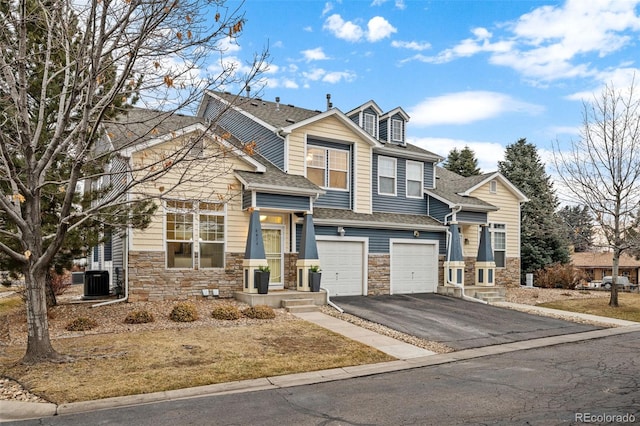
[332,293,602,350]
[8,331,640,425]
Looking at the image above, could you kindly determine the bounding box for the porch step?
[475,292,505,303]
[281,298,320,313]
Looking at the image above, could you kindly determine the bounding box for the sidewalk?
[2,304,639,422]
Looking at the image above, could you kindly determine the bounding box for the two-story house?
[90,91,526,302]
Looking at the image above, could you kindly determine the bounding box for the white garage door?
[317,240,365,296]
[391,241,438,294]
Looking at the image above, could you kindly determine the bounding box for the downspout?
[322,287,344,313]
[444,206,487,304]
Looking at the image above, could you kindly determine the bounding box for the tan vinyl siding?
[472,179,522,257]
[129,133,256,253]
[287,115,372,213]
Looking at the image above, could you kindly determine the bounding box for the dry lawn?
[0,290,392,404]
[538,292,640,322]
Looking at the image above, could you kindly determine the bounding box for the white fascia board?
[120,123,266,173]
[380,106,410,121]
[462,172,529,202]
[345,100,384,116]
[282,109,383,148]
[424,190,498,212]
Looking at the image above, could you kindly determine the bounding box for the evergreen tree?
[498,138,570,281]
[558,205,594,252]
[443,146,481,177]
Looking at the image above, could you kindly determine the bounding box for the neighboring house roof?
[571,252,640,268]
[312,207,445,230]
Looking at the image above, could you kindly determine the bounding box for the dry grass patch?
[539,292,640,322]
[0,317,392,403]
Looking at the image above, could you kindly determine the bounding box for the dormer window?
[391,119,403,143]
[363,112,376,137]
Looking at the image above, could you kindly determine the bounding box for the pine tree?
[498,138,570,281]
[443,146,481,177]
[558,205,594,252]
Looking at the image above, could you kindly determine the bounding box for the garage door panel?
[392,242,437,294]
[317,240,364,296]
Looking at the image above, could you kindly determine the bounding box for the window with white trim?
[306,146,349,190]
[378,156,397,195]
[406,160,424,198]
[391,119,403,142]
[165,200,225,269]
[490,223,506,268]
[490,180,497,193]
[363,113,376,137]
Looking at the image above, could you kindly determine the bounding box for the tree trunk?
[609,250,620,307]
[21,267,60,364]
[45,270,57,308]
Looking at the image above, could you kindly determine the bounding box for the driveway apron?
[332,293,602,350]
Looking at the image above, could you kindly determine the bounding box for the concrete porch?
[234,289,327,310]
[437,285,506,303]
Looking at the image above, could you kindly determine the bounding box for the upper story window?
[363,113,376,137]
[378,156,397,196]
[306,146,349,190]
[391,119,403,143]
[165,200,225,269]
[406,160,424,198]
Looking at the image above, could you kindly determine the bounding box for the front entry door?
[262,228,283,288]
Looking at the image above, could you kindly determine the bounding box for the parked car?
[601,276,631,290]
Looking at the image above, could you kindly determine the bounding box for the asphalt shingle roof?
[313,207,444,228]
[430,167,498,210]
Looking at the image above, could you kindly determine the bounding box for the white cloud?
[407,137,505,172]
[395,0,406,11]
[391,40,431,51]
[323,71,357,83]
[302,47,329,62]
[323,14,396,43]
[408,91,544,127]
[366,16,397,42]
[566,67,640,101]
[303,68,327,81]
[322,2,333,16]
[216,36,242,54]
[324,14,364,42]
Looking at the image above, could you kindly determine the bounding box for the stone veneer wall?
[285,253,298,290]
[461,256,521,287]
[368,254,390,295]
[127,251,244,301]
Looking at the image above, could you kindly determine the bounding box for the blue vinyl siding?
[307,138,352,209]
[372,154,426,215]
[242,190,252,210]
[297,224,446,255]
[457,211,488,223]
[255,193,311,211]
[202,97,285,169]
[379,119,388,142]
[424,162,435,189]
[427,196,451,223]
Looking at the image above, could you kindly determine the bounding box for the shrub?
[211,304,242,320]
[169,302,198,322]
[48,270,71,296]
[242,304,276,319]
[534,263,587,290]
[66,317,98,331]
[124,310,155,324]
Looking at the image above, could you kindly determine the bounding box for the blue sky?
[216,0,640,172]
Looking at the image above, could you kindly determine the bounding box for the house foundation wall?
[368,254,390,295]
[462,256,521,288]
[127,251,244,301]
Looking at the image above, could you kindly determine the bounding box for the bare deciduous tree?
[0,0,267,363]
[553,79,640,307]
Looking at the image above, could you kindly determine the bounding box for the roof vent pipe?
[275,96,280,111]
[246,85,250,97]
[326,93,332,110]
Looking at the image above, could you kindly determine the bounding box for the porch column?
[242,209,268,293]
[445,221,465,286]
[476,224,496,286]
[296,213,320,292]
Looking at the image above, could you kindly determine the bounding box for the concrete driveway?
[332,293,602,350]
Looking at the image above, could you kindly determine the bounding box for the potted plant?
[255,265,270,294]
[309,265,322,292]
